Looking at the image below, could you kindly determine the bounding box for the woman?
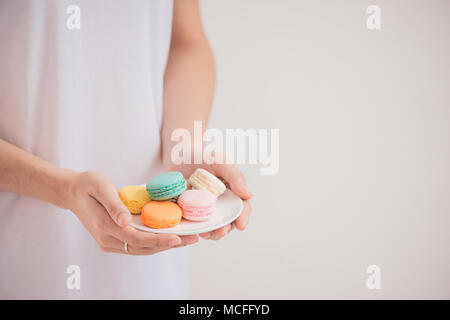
[0,0,252,299]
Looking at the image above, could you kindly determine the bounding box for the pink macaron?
[177,189,216,222]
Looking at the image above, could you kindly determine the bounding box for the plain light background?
[188,0,450,299]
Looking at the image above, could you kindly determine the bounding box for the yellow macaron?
[118,185,151,214]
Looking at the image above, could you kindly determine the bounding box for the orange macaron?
[140,201,182,229]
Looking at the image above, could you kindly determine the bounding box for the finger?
[234,200,251,231]
[89,176,131,228]
[102,234,199,254]
[209,224,232,240]
[201,225,230,241]
[199,232,212,239]
[103,246,163,256]
[174,235,199,247]
[212,164,252,200]
[110,225,183,249]
[102,233,183,251]
[200,223,235,240]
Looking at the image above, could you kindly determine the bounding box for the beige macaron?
[188,168,226,197]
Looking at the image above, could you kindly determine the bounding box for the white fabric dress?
[0,0,188,299]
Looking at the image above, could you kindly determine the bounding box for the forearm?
[161,39,216,168]
[0,139,76,209]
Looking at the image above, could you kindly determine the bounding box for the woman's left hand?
[168,160,252,240]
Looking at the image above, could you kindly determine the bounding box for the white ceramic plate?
[130,189,243,235]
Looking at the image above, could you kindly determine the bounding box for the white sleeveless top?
[0,0,188,299]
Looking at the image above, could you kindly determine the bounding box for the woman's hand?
[169,160,253,241]
[199,163,252,240]
[66,171,198,255]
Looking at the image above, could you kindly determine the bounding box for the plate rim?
[129,190,243,235]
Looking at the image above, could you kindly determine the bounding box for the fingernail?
[243,185,252,198]
[117,212,130,226]
[169,238,182,247]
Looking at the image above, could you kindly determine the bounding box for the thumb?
[93,184,131,228]
[213,163,252,200]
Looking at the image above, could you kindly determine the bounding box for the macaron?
[188,168,226,197]
[146,171,187,200]
[118,185,151,214]
[141,201,182,229]
[177,189,216,222]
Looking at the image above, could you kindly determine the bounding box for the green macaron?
[146,171,187,200]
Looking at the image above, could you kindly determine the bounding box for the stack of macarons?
[118,168,227,229]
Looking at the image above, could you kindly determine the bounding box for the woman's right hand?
[66,171,198,255]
